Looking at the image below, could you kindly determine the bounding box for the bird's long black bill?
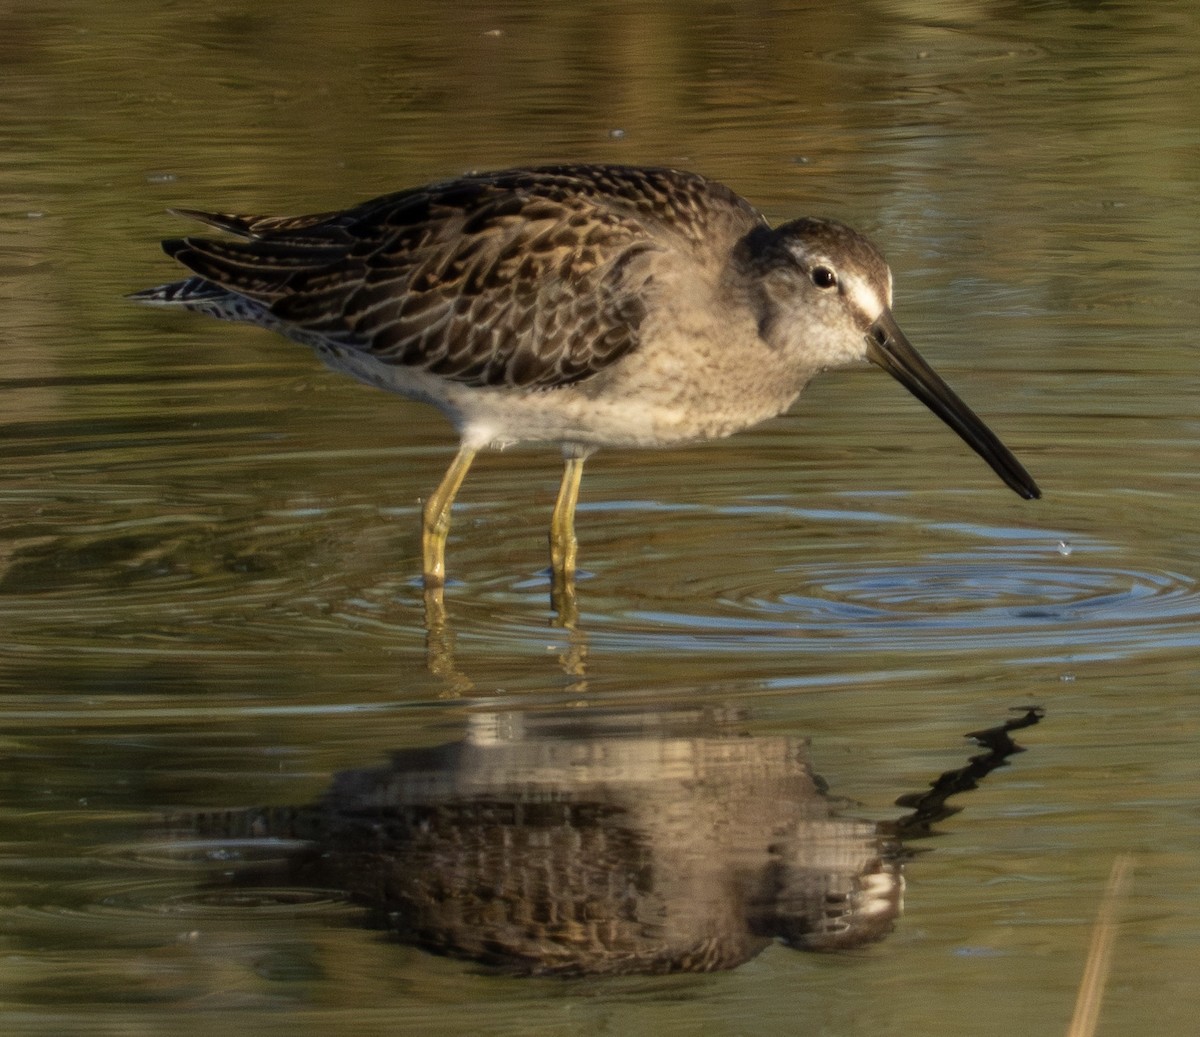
[866,310,1040,500]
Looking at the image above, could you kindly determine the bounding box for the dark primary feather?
[155,165,765,390]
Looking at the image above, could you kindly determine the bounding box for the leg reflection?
[420,584,590,695]
[422,585,474,696]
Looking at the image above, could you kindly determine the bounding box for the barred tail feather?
[127,275,225,306]
[127,276,273,325]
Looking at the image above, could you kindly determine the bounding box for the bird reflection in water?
[188,706,1042,976]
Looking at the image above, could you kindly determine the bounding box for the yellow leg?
[422,444,477,588]
[550,450,590,669]
[550,453,586,582]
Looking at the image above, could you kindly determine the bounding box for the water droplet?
[608,128,626,139]
[1057,540,1072,557]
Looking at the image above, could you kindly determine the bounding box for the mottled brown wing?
[164,167,762,389]
[285,192,663,388]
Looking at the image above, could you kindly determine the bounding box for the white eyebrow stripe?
[845,276,885,322]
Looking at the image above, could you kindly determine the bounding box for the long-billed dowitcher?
[132,164,1040,589]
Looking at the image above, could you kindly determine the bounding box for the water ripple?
[3,484,1196,670]
[617,550,1200,663]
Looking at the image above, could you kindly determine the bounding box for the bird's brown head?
[737,218,1040,500]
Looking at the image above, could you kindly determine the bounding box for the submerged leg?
[422,444,477,588]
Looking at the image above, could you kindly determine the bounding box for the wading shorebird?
[132,164,1040,590]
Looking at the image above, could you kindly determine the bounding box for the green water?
[1,2,1198,1034]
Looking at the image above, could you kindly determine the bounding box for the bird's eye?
[811,265,838,290]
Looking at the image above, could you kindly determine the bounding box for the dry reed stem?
[1066,855,1134,1037]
